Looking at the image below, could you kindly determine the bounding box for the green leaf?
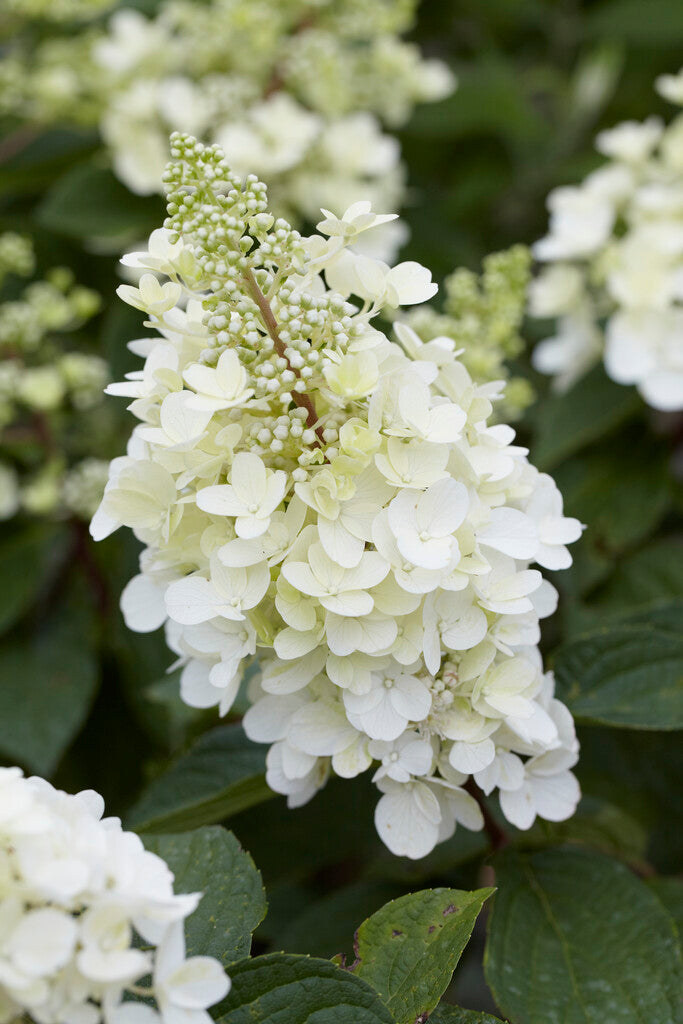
[586,0,683,44]
[36,163,163,241]
[0,593,99,775]
[553,601,683,729]
[352,887,494,1024]
[126,723,272,833]
[142,826,265,966]
[591,538,683,614]
[554,443,671,555]
[530,365,641,471]
[577,728,683,874]
[0,522,68,635]
[485,847,683,1024]
[0,128,98,199]
[214,953,394,1023]
[429,1007,503,1023]
[648,878,683,940]
[522,795,648,865]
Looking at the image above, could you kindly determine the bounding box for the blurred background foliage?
[0,0,681,1016]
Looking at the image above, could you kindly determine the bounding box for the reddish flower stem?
[243,267,324,443]
[465,779,509,852]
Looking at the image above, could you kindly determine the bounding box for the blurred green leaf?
[551,431,673,598]
[590,538,683,614]
[214,953,394,1023]
[0,128,98,199]
[36,163,162,241]
[143,826,266,966]
[126,723,271,833]
[352,888,493,1024]
[367,826,489,886]
[523,795,648,864]
[485,847,683,1024]
[553,601,683,729]
[577,728,683,874]
[230,775,383,887]
[405,59,544,146]
[277,881,403,960]
[586,0,683,44]
[429,1007,503,1024]
[0,589,99,774]
[648,878,683,939]
[0,522,67,635]
[555,442,671,553]
[530,365,641,471]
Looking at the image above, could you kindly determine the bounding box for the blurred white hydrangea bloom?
[531,69,683,411]
[0,235,111,521]
[2,0,454,260]
[94,135,582,859]
[0,767,229,1024]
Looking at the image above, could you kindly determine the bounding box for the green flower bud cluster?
[0,234,111,520]
[404,245,535,418]
[0,232,35,285]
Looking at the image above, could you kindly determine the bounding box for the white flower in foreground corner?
[0,767,229,1024]
[531,69,683,411]
[94,134,582,859]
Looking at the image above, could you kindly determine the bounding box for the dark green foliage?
[143,826,267,965]
[485,848,683,1024]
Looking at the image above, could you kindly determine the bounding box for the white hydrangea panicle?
[94,133,582,859]
[0,767,230,1024]
[531,70,683,411]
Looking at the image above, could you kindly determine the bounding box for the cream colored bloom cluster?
[94,135,582,859]
[0,767,229,1024]
[530,69,683,411]
[404,245,534,419]
[2,0,454,259]
[0,236,110,520]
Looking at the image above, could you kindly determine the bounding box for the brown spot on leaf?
[391,929,403,937]
[443,904,458,916]
[428,925,436,933]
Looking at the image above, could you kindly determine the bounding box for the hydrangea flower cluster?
[403,245,534,419]
[94,135,582,859]
[0,235,111,520]
[0,766,230,1024]
[1,0,453,259]
[530,68,683,411]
